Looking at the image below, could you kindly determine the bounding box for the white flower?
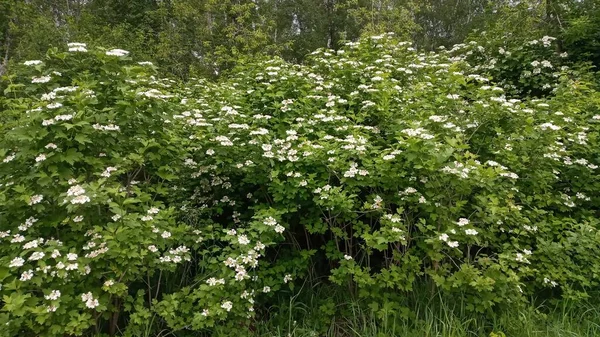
[206,278,225,286]
[35,154,46,162]
[67,185,86,196]
[465,229,478,236]
[45,290,61,300]
[67,253,78,261]
[73,215,84,222]
[283,274,293,283]
[20,270,34,281]
[148,207,160,214]
[141,215,153,222]
[45,143,58,149]
[29,195,43,205]
[29,251,45,261]
[262,286,271,293]
[254,242,265,251]
[47,305,58,312]
[32,76,51,84]
[227,229,237,236]
[206,149,215,155]
[457,218,470,227]
[81,292,99,309]
[106,49,129,57]
[68,43,88,52]
[447,241,459,248]
[111,214,122,222]
[274,225,285,233]
[103,279,115,287]
[24,60,42,66]
[101,166,118,178]
[238,235,250,245]
[161,231,171,239]
[71,195,91,204]
[439,233,449,242]
[148,245,158,252]
[263,217,277,226]
[344,255,353,260]
[9,257,25,268]
[221,301,233,312]
[2,154,15,163]
[515,253,530,263]
[11,234,26,243]
[201,309,210,316]
[47,102,62,109]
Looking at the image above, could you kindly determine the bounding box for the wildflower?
[284,274,292,283]
[9,257,25,268]
[71,195,91,204]
[264,217,277,226]
[68,43,87,52]
[67,253,78,261]
[206,278,225,286]
[161,231,171,239]
[344,255,353,260]
[447,241,459,248]
[2,154,15,163]
[263,286,271,293]
[457,218,470,227]
[439,233,449,242]
[29,252,45,261]
[35,154,46,162]
[32,76,51,84]
[73,215,84,222]
[20,270,34,281]
[81,292,99,309]
[515,253,530,263]
[274,225,285,233]
[238,235,250,245]
[24,60,42,66]
[47,102,62,109]
[141,215,153,222]
[67,185,86,196]
[29,195,43,205]
[465,229,478,235]
[47,305,57,312]
[148,207,160,214]
[221,301,233,312]
[103,280,115,287]
[148,245,158,253]
[45,290,61,301]
[101,167,118,178]
[106,49,129,57]
[111,214,122,222]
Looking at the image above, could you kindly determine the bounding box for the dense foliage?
[1,0,600,79]
[1,30,600,336]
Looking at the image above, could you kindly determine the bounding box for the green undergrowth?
[249,284,600,337]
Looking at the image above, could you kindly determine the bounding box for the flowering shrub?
[1,34,600,336]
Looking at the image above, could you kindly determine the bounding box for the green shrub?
[1,34,600,336]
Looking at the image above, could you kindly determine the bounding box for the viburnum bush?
[1,34,600,336]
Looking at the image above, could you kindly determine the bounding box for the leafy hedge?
[1,34,600,336]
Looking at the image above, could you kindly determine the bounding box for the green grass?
[247,285,600,337]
